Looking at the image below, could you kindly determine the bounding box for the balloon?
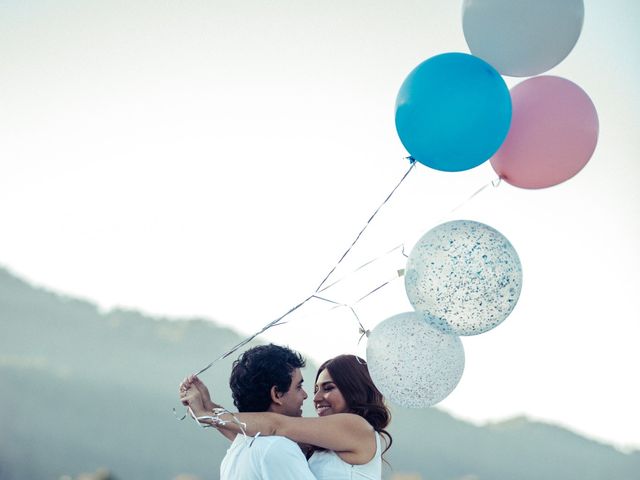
[405,220,522,336]
[490,76,599,189]
[462,0,584,77]
[395,52,511,172]
[366,312,465,408]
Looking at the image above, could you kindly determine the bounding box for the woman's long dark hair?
[316,354,393,456]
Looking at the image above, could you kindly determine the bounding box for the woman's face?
[313,368,348,417]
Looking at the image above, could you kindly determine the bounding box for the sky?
[1,0,639,451]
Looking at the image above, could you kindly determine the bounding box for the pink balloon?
[490,76,599,189]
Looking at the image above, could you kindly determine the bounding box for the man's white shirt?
[220,434,317,480]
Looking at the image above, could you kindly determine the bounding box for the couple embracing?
[180,344,392,479]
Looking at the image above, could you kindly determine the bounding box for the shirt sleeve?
[260,437,317,480]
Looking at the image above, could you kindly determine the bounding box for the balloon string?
[187,167,499,379]
[193,295,314,376]
[313,158,416,293]
[189,158,416,378]
[445,176,501,219]
[313,267,404,343]
[354,271,403,304]
[188,159,415,378]
[316,244,405,294]
[312,295,369,340]
[318,175,501,295]
[316,244,405,295]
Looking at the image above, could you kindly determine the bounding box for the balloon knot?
[358,327,371,337]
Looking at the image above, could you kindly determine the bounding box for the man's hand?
[191,376,218,411]
[179,375,218,411]
[178,375,238,441]
[179,383,209,420]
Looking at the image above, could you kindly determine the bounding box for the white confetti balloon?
[366,312,465,408]
[405,220,522,336]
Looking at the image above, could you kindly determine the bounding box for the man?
[180,344,317,480]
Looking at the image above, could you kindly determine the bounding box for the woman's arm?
[213,411,377,465]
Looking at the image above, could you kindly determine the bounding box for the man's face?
[273,368,307,417]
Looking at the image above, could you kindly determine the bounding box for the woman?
[181,354,392,480]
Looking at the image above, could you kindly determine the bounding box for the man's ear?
[270,386,283,406]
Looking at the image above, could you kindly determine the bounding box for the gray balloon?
[405,220,522,336]
[366,312,465,408]
[462,0,584,77]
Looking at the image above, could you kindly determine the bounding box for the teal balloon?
[395,52,512,172]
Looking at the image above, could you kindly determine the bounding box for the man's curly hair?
[229,344,305,412]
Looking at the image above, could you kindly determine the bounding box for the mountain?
[1,266,639,480]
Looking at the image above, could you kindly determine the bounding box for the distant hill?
[1,266,639,480]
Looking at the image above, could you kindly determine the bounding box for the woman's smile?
[313,368,348,417]
[315,403,332,416]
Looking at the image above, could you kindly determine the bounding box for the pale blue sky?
[1,0,639,450]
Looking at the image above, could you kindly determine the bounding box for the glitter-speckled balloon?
[366,312,465,408]
[405,220,522,336]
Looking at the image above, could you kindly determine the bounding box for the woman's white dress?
[308,432,382,480]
